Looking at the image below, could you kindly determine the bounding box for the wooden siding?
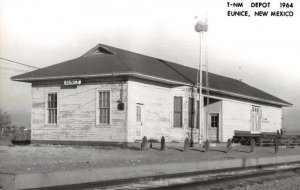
[31,82,127,142]
[222,99,282,142]
[260,106,282,133]
[127,79,199,142]
[31,78,282,144]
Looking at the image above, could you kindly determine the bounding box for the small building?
[12,44,292,145]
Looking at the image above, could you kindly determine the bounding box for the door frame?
[134,103,144,141]
[208,112,220,142]
[251,106,262,133]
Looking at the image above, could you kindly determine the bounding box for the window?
[188,98,194,128]
[136,105,142,122]
[196,100,200,129]
[211,114,219,128]
[98,91,110,124]
[173,96,183,128]
[47,93,57,124]
[252,106,261,114]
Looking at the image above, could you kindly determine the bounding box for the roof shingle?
[11,44,292,106]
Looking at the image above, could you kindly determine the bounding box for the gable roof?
[11,44,292,107]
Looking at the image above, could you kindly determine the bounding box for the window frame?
[210,114,219,128]
[173,96,183,128]
[196,100,200,129]
[96,90,111,126]
[136,104,142,123]
[45,92,58,126]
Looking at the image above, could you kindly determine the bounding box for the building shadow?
[151,147,162,151]
[209,148,227,153]
[166,146,184,152]
[190,148,205,152]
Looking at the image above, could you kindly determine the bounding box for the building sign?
[64,79,81,86]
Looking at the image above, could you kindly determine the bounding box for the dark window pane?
[188,98,194,128]
[99,92,102,107]
[107,92,110,107]
[99,91,110,124]
[196,101,199,129]
[48,93,57,124]
[174,97,182,127]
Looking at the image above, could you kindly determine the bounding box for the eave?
[11,72,292,107]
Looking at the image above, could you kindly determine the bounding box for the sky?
[0,0,300,130]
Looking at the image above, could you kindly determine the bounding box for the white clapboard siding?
[31,82,127,142]
[222,99,282,142]
[31,78,283,144]
[127,79,198,142]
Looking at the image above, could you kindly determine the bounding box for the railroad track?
[28,162,300,190]
[148,164,300,190]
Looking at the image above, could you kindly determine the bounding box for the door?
[209,113,219,142]
[135,104,144,141]
[251,106,261,133]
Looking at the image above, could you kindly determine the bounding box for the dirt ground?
[1,141,300,174]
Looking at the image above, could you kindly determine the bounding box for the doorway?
[251,106,261,133]
[209,113,219,142]
[135,104,144,141]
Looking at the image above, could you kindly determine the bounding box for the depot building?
[12,44,292,145]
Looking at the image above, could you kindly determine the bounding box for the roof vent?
[91,46,114,55]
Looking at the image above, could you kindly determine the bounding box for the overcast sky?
[0,0,300,130]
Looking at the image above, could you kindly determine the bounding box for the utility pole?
[194,19,208,143]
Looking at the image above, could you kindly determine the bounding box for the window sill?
[188,127,200,130]
[172,127,184,130]
[44,124,59,128]
[95,124,111,128]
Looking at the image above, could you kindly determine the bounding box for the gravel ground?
[1,142,300,174]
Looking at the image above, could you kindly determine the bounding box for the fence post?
[259,137,263,147]
[227,138,232,153]
[183,138,189,151]
[274,138,278,154]
[161,136,165,151]
[250,138,255,152]
[190,138,194,148]
[205,139,209,152]
[141,136,147,150]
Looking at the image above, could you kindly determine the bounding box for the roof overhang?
[11,72,191,85]
[12,72,292,107]
[204,87,292,107]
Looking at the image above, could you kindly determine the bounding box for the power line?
[0,66,31,73]
[0,57,39,69]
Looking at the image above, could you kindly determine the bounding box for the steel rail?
[149,165,300,190]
